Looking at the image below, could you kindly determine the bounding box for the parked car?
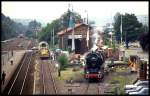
[55,48,62,53]
[18,44,23,48]
[125,86,148,94]
[61,51,69,58]
[125,80,149,90]
[31,47,38,50]
[128,87,149,95]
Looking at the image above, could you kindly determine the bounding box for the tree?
[25,30,33,38]
[57,53,69,77]
[139,32,149,52]
[113,12,121,44]
[25,20,41,38]
[38,10,83,47]
[28,20,41,30]
[2,13,27,41]
[113,13,144,49]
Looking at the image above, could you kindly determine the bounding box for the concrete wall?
[1,51,14,66]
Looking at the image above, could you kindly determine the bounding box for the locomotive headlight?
[98,71,101,74]
[86,71,89,74]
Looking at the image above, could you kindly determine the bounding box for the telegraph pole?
[51,29,52,47]
[53,28,55,47]
[120,14,122,46]
[69,4,75,52]
[86,10,89,48]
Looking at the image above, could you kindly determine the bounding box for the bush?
[58,53,69,70]
[112,43,116,52]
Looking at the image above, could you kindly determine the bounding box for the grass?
[115,67,129,73]
[56,67,83,81]
[107,67,136,95]
[108,75,131,94]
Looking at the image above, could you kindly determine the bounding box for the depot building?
[57,23,93,54]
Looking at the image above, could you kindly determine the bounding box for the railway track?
[41,60,46,94]
[40,60,58,94]
[84,81,100,94]
[3,51,33,95]
[48,60,58,94]
[2,38,22,51]
[2,37,34,51]
[27,39,38,50]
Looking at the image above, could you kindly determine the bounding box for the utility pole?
[109,32,113,47]
[50,30,52,46]
[69,4,75,52]
[53,28,55,47]
[34,27,38,43]
[51,29,53,47]
[86,10,89,49]
[120,14,122,46]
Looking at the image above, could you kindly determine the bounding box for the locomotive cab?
[39,41,50,59]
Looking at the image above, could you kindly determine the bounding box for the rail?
[41,61,46,94]
[84,81,100,94]
[20,52,33,94]
[48,60,58,94]
[7,52,33,95]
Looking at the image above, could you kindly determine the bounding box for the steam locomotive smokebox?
[84,51,105,80]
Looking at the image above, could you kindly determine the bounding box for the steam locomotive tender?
[84,51,105,81]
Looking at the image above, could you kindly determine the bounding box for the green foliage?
[113,13,144,48]
[109,75,132,95]
[112,42,116,52]
[28,20,41,30]
[139,32,148,52]
[25,20,41,38]
[2,13,27,40]
[58,54,69,70]
[1,13,42,40]
[103,37,111,47]
[38,10,83,46]
[25,30,33,38]
[103,34,110,45]
[103,26,115,48]
[113,12,122,44]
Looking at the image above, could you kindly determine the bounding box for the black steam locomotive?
[84,50,105,81]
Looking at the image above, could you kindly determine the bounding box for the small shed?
[57,23,93,54]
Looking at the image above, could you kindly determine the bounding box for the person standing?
[10,59,13,65]
[2,71,6,85]
[11,50,13,56]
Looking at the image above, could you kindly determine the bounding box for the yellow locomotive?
[39,41,50,59]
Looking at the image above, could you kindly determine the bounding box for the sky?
[2,1,149,26]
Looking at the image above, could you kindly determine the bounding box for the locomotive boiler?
[84,50,105,81]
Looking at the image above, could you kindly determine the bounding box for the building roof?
[57,23,90,36]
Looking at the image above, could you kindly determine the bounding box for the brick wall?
[139,60,148,80]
